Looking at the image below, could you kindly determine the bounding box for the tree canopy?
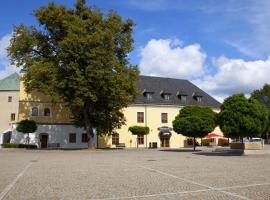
[218,93,268,140]
[128,126,150,135]
[251,84,270,135]
[173,106,216,150]
[8,0,139,147]
[16,119,37,144]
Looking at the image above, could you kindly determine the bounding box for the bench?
[116,143,125,148]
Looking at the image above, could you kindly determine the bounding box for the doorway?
[40,134,48,148]
[160,137,170,147]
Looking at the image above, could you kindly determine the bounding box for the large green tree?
[251,84,270,137]
[16,120,37,145]
[173,106,216,151]
[8,0,139,147]
[218,94,268,141]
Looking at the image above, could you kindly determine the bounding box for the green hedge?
[128,126,150,135]
[2,143,37,149]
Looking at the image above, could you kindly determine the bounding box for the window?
[180,95,187,103]
[69,133,76,143]
[137,135,144,145]
[8,96,12,102]
[81,133,88,143]
[112,133,119,145]
[31,107,38,116]
[164,94,170,101]
[44,108,51,117]
[196,96,202,102]
[161,113,168,123]
[137,112,144,123]
[11,113,15,121]
[146,93,152,100]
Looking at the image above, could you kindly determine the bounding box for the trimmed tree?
[173,106,216,151]
[8,0,139,148]
[218,94,268,142]
[128,126,149,148]
[16,119,37,144]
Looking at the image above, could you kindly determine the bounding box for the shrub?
[2,143,37,149]
[128,126,150,135]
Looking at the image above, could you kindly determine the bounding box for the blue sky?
[1,0,270,101]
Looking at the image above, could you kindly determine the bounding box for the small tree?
[218,94,268,142]
[173,106,216,151]
[128,126,149,148]
[16,120,37,144]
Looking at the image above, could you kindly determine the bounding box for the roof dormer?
[193,92,203,102]
[160,90,171,101]
[177,91,188,103]
[143,89,154,100]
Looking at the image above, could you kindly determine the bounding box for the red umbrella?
[207,133,223,138]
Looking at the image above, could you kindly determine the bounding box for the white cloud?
[0,34,20,79]
[195,56,270,101]
[139,39,206,79]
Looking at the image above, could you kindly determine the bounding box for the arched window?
[31,107,38,116]
[112,132,119,145]
[44,108,51,116]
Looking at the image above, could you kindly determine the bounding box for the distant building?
[11,75,222,148]
[0,73,20,144]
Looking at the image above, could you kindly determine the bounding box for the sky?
[1,0,270,102]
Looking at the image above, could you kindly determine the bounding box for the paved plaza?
[0,147,270,200]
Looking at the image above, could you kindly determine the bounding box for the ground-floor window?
[81,133,88,143]
[69,133,76,143]
[112,132,119,145]
[137,135,144,145]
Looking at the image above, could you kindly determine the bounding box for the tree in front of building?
[16,119,37,144]
[128,126,149,148]
[8,0,139,148]
[218,94,268,142]
[251,84,270,140]
[173,106,216,151]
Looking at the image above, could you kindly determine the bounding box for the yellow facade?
[18,79,222,148]
[99,105,222,148]
[18,82,71,124]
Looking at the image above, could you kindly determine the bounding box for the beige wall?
[0,91,19,133]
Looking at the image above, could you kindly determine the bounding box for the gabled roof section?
[136,75,221,108]
[0,73,20,91]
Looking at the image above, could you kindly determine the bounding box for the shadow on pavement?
[159,148,202,153]
[193,150,244,156]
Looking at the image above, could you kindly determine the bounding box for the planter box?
[230,142,263,150]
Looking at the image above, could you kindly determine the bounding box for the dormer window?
[164,94,170,101]
[193,92,203,103]
[180,95,187,103]
[196,96,202,102]
[143,90,154,101]
[160,90,171,101]
[177,91,188,103]
[146,93,152,100]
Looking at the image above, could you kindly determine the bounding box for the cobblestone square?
[0,148,270,200]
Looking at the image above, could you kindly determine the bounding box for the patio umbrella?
[206,133,223,138]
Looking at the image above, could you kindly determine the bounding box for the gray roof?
[136,75,221,108]
[0,73,20,91]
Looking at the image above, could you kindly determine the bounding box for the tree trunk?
[27,133,30,145]
[84,103,95,149]
[193,137,196,151]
